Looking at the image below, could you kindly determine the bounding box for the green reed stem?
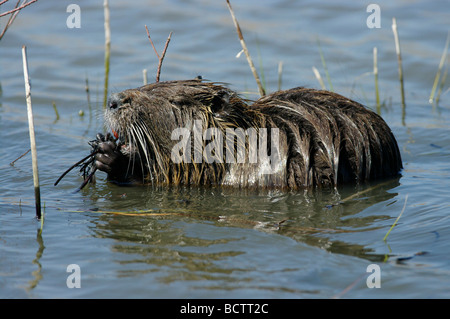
[52,101,60,120]
[383,194,408,242]
[317,38,333,92]
[435,62,448,105]
[429,32,450,104]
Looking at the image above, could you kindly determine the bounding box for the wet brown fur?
[101,79,402,188]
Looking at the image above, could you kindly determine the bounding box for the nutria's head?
[104,79,257,184]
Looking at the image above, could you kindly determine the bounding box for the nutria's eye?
[109,100,119,109]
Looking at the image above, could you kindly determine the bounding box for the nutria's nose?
[108,93,120,110]
[108,93,127,110]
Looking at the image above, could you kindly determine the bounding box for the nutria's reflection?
[86,177,401,264]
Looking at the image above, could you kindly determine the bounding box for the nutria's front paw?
[90,133,123,175]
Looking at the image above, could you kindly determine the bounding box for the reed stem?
[312,66,326,90]
[145,26,172,82]
[373,47,381,114]
[52,101,60,120]
[85,74,91,109]
[277,61,283,91]
[435,62,448,105]
[383,194,408,241]
[317,38,333,92]
[22,45,42,220]
[429,32,449,104]
[226,0,265,97]
[392,18,406,112]
[0,0,38,18]
[103,0,111,109]
[143,68,148,85]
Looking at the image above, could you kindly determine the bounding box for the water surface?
[1,0,450,298]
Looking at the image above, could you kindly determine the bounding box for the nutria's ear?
[170,96,189,108]
[210,90,230,116]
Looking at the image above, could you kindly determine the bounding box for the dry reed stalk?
[0,0,38,18]
[144,25,172,82]
[103,0,110,109]
[312,66,326,90]
[0,0,21,40]
[392,18,406,110]
[22,45,41,220]
[373,47,380,113]
[277,61,283,91]
[143,68,148,85]
[10,149,30,166]
[226,0,265,96]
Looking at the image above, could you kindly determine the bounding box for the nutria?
[90,79,401,188]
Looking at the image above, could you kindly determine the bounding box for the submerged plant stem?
[383,194,408,241]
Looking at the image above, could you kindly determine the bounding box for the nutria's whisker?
[54,150,99,186]
[135,122,151,178]
[130,124,146,174]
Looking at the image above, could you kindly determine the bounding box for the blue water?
[1,0,450,299]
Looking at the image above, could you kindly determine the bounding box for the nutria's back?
[251,88,402,187]
[98,79,401,188]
